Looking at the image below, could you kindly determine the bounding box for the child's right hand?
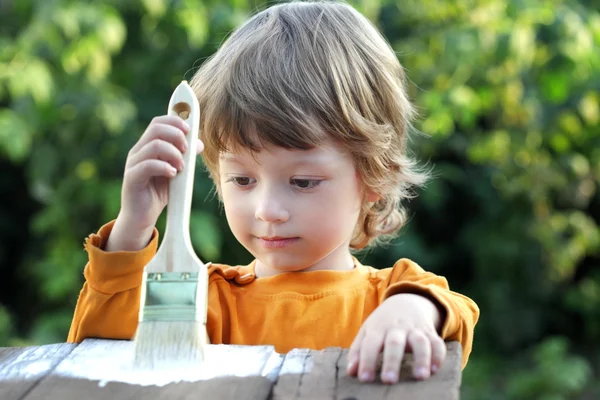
[105,115,203,252]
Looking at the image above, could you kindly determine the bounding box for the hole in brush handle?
[173,102,191,120]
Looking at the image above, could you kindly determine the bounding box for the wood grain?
[21,339,280,400]
[270,342,462,400]
[1,340,463,400]
[23,375,274,400]
[0,343,76,400]
[334,342,462,400]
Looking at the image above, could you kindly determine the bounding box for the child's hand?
[346,293,446,384]
[105,115,203,252]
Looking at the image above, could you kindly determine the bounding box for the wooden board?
[0,343,76,400]
[22,339,281,400]
[271,342,463,400]
[1,340,463,400]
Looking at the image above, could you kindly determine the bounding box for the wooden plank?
[270,341,462,400]
[22,375,274,400]
[272,347,342,399]
[334,341,462,400]
[271,348,313,399]
[9,340,463,399]
[0,343,76,400]
[21,339,281,400]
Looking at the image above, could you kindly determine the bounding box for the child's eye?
[228,177,255,186]
[290,179,322,189]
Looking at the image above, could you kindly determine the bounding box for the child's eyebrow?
[219,154,253,166]
[220,152,331,166]
[220,154,243,163]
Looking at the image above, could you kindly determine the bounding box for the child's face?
[219,140,364,276]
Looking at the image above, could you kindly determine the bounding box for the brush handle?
[146,81,201,273]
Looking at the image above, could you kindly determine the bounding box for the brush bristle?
[133,321,206,369]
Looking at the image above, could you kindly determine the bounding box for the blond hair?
[190,0,429,249]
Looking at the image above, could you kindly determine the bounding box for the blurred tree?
[0,0,598,398]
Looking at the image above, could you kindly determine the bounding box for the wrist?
[105,215,154,252]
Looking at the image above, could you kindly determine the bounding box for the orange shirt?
[68,221,479,367]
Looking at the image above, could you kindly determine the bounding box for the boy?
[68,0,479,385]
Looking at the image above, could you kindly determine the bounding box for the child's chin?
[258,255,314,273]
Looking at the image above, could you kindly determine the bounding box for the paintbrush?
[133,80,209,369]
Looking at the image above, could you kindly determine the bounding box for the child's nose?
[254,193,290,223]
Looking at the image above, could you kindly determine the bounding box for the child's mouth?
[257,237,299,248]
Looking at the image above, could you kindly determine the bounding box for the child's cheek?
[222,191,251,234]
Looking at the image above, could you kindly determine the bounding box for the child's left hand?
[346,293,446,384]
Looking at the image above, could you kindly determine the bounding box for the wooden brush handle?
[147,81,200,273]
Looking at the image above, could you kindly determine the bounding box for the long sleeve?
[67,221,158,343]
[377,258,480,368]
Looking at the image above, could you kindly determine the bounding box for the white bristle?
[133,321,207,369]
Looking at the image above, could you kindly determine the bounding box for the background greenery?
[1,0,598,398]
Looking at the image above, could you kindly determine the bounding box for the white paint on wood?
[50,339,302,387]
[279,348,314,375]
[0,343,76,381]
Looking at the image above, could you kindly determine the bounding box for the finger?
[126,159,177,185]
[131,120,188,155]
[407,331,431,380]
[358,331,384,382]
[427,333,446,374]
[128,139,185,172]
[346,329,365,376]
[380,329,407,384]
[153,115,190,134]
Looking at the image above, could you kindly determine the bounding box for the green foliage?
[0,0,598,398]
[507,337,592,399]
[0,305,13,345]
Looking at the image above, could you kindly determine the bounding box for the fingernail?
[383,371,398,383]
[415,367,428,379]
[360,371,373,382]
[183,121,190,131]
[169,166,177,176]
[346,359,356,372]
[431,364,439,373]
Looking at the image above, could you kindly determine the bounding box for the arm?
[347,258,479,384]
[67,220,158,342]
[380,258,480,367]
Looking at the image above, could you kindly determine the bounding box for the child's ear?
[365,190,381,203]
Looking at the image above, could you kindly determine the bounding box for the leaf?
[176,0,209,49]
[87,50,111,82]
[61,35,102,75]
[141,0,167,19]
[7,58,54,104]
[52,6,81,39]
[97,9,127,53]
[0,108,32,162]
[539,69,571,104]
[578,91,599,125]
[467,130,511,165]
[96,87,137,134]
[421,110,454,138]
[510,24,535,68]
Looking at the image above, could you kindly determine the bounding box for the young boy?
[68,0,479,385]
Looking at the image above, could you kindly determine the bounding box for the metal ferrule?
[139,272,203,322]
